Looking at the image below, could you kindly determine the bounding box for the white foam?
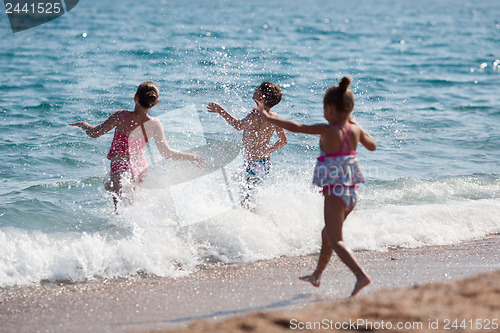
[0,173,499,287]
[346,200,500,250]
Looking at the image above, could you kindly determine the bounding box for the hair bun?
[146,91,157,98]
[136,81,160,109]
[338,76,352,92]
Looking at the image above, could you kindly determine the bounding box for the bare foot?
[299,274,320,287]
[351,275,371,297]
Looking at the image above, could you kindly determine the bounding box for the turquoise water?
[1,0,499,287]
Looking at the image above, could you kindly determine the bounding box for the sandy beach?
[1,236,499,333]
[155,270,500,333]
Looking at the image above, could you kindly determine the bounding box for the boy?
[207,82,287,211]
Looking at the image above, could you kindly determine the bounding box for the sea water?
[0,0,499,287]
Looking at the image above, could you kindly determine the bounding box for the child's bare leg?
[324,195,371,296]
[300,208,356,287]
[105,174,122,211]
[300,228,332,287]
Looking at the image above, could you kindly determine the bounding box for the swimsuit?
[312,123,364,210]
[240,158,272,208]
[107,111,156,182]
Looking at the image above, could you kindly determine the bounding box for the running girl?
[258,77,376,296]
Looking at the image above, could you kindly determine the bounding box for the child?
[258,77,376,296]
[207,82,287,211]
[70,81,205,209]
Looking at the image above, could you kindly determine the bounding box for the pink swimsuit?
[312,123,365,210]
[107,111,155,182]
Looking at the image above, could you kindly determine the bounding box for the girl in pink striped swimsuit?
[70,81,204,209]
[259,77,377,297]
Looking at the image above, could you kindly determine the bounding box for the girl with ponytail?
[258,77,377,296]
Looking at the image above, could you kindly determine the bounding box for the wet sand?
[1,236,499,333]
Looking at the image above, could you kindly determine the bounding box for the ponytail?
[323,76,354,113]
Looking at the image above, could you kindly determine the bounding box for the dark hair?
[136,81,159,108]
[258,82,282,108]
[323,76,354,113]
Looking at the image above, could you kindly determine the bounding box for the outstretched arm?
[69,111,120,138]
[258,108,329,135]
[152,121,205,168]
[349,117,377,151]
[206,102,251,131]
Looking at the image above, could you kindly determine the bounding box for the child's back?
[319,120,361,154]
[241,109,282,161]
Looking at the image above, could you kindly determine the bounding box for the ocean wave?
[0,173,499,287]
